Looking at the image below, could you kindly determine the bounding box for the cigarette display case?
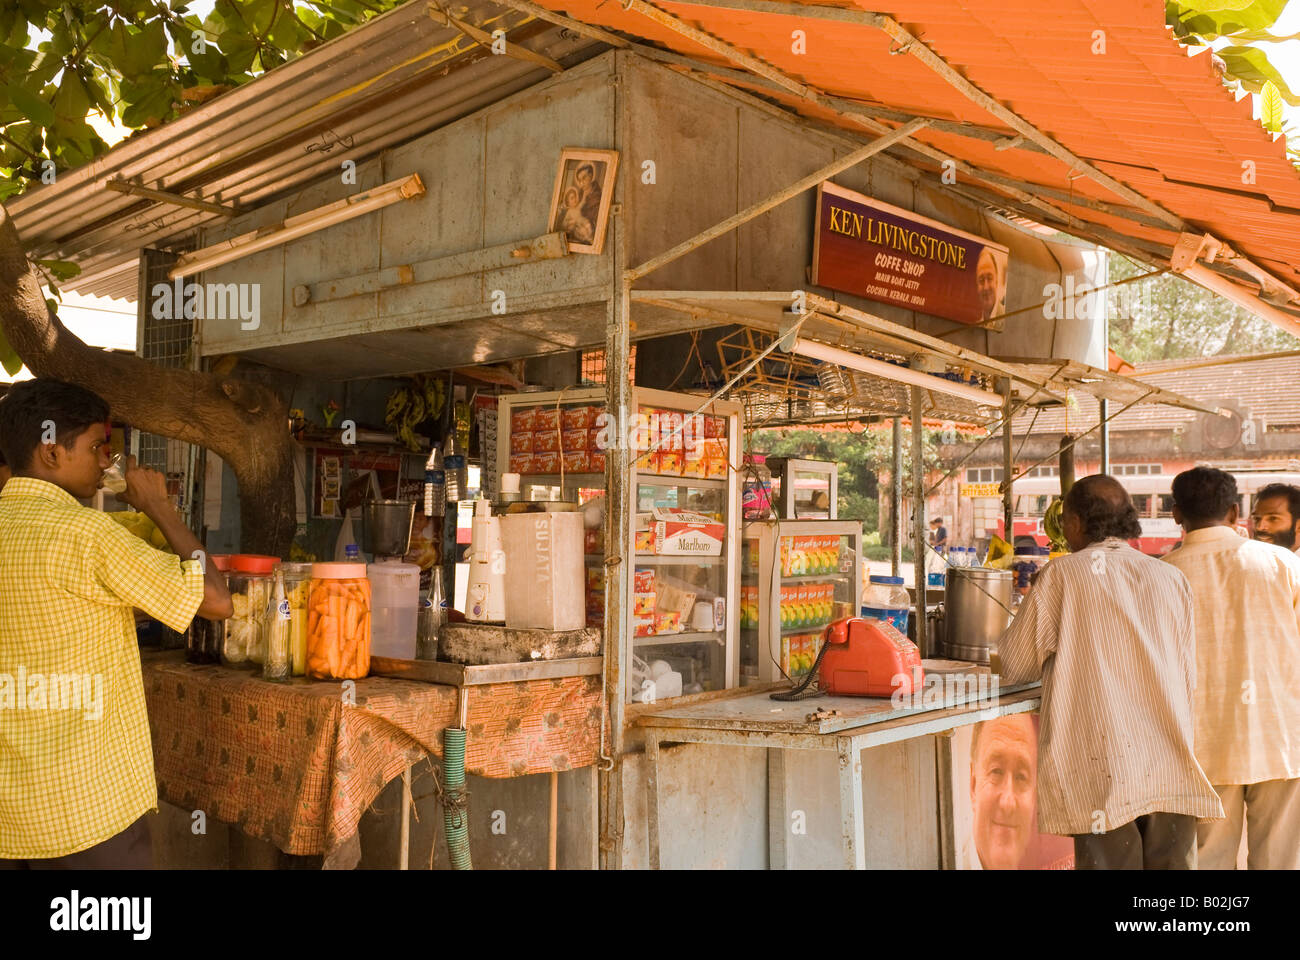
[497,386,742,705]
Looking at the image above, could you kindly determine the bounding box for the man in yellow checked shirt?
[0,379,232,868]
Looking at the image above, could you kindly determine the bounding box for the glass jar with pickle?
[306,562,371,680]
[280,561,314,676]
[223,554,276,668]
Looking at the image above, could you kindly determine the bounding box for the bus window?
[1131,494,1152,516]
[1158,494,1176,517]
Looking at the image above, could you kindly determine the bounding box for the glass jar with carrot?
[306,562,372,680]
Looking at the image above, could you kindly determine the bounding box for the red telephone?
[817,617,924,698]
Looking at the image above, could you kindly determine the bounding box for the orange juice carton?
[633,592,656,618]
[660,411,684,451]
[658,450,684,476]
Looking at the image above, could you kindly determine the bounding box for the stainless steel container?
[362,499,417,558]
[942,567,1013,663]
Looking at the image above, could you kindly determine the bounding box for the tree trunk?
[0,204,294,556]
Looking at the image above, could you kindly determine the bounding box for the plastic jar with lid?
[741,454,773,519]
[224,554,276,668]
[862,574,911,634]
[307,562,371,680]
[186,554,231,664]
[279,561,314,676]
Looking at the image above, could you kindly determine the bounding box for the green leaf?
[52,71,89,123]
[0,330,23,377]
[1167,0,1288,40]
[3,81,55,127]
[33,258,80,281]
[121,79,178,127]
[1261,80,1285,132]
[1216,45,1300,105]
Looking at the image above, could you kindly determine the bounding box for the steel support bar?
[293,231,569,305]
[891,416,903,577]
[1001,379,1014,545]
[870,16,1182,230]
[625,118,928,282]
[426,5,565,72]
[1099,398,1110,475]
[923,371,1065,499]
[599,83,631,867]
[911,387,927,658]
[1008,391,1156,485]
[492,0,633,47]
[104,179,238,216]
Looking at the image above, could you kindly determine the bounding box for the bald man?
[976,248,1005,321]
[995,475,1222,869]
[970,714,1037,869]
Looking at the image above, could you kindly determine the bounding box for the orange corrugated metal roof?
[542,0,1300,298]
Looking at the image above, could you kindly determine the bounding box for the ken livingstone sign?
[811,181,1010,327]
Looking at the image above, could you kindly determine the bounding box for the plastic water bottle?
[424,443,445,518]
[345,543,361,562]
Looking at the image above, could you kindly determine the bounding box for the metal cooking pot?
[362,499,417,557]
[942,567,1013,664]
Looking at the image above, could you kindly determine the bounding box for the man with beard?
[1249,482,1300,553]
[1164,467,1300,869]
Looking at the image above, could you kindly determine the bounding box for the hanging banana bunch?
[1043,498,1068,553]
[385,374,447,451]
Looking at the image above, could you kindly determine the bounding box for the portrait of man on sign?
[976,246,1007,322]
[958,713,1074,869]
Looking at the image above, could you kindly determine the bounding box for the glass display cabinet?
[740,519,863,685]
[497,386,742,704]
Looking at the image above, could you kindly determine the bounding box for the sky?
[7,3,1300,385]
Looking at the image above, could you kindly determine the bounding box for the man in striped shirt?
[996,474,1223,869]
[1163,467,1300,869]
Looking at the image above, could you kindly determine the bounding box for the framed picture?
[547,147,619,254]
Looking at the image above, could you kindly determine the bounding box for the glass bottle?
[263,569,292,682]
[416,566,447,660]
[424,443,446,518]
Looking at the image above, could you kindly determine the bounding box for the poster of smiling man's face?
[953,712,1074,869]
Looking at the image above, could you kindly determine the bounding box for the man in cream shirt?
[1164,466,1300,869]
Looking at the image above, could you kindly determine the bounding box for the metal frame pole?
[625,118,927,282]
[911,388,927,657]
[1098,398,1110,475]
[891,416,902,578]
[1001,379,1014,546]
[599,53,631,871]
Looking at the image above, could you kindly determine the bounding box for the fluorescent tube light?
[169,174,426,279]
[787,337,1004,409]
